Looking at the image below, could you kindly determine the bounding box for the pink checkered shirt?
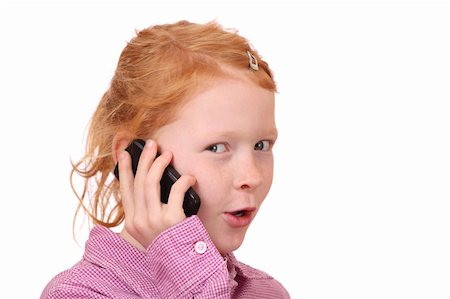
[41,216,290,298]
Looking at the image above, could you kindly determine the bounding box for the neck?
[119,228,146,252]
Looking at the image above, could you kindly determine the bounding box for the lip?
[223,207,256,228]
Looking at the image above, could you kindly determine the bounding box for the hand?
[118,139,196,249]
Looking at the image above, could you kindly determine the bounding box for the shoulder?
[40,262,89,299]
[228,256,290,298]
[40,260,131,299]
[227,253,272,279]
[234,259,273,279]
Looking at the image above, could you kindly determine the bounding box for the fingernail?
[145,139,154,148]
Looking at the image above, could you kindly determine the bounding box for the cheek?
[263,155,274,172]
[170,151,227,199]
[194,168,229,221]
[259,158,274,197]
[267,161,274,185]
[194,166,228,201]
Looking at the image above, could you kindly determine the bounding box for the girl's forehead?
[151,71,276,139]
[186,76,273,109]
[165,78,275,133]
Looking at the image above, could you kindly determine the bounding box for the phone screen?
[113,139,200,217]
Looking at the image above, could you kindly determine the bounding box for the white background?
[1,1,449,298]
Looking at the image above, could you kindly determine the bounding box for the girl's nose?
[233,154,263,191]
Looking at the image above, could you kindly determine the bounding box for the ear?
[112,131,133,163]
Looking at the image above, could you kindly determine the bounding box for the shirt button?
[194,241,207,254]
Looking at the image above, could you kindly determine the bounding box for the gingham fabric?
[41,216,290,298]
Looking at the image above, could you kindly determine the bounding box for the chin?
[216,233,246,255]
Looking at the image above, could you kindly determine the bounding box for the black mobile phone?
[113,139,200,217]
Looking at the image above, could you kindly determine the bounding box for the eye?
[207,143,227,153]
[254,140,271,151]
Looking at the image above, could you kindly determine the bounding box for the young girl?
[41,20,290,299]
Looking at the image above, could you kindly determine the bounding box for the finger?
[166,174,196,216]
[118,150,135,217]
[145,151,173,210]
[134,139,157,213]
[135,139,157,183]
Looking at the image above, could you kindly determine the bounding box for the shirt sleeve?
[146,215,231,299]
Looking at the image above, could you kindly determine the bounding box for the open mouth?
[231,210,248,217]
[224,208,255,227]
[226,207,256,218]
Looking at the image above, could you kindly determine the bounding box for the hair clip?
[247,50,259,71]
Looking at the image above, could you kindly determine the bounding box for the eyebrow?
[202,127,278,140]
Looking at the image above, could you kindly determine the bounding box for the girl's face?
[153,75,277,254]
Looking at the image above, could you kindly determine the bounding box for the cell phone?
[113,139,200,217]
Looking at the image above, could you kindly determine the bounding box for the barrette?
[247,50,259,71]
